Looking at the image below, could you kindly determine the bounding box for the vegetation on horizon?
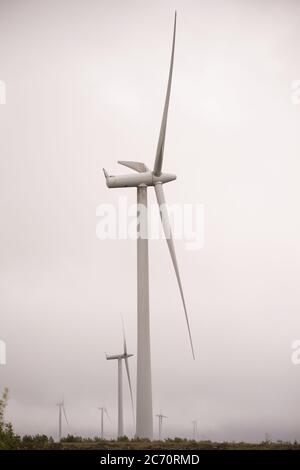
[1,388,300,450]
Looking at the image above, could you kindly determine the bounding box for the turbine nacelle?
[106,353,134,360]
[103,169,176,188]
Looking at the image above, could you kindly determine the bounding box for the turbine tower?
[106,326,134,438]
[103,12,194,439]
[56,398,69,442]
[98,406,110,440]
[156,412,168,441]
[192,420,198,440]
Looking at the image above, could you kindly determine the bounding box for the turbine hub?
[153,172,176,185]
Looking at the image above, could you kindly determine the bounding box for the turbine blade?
[62,405,69,427]
[124,357,135,420]
[104,407,112,423]
[121,316,127,356]
[155,183,195,359]
[153,12,177,176]
[118,161,149,173]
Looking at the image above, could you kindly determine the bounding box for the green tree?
[0,388,20,449]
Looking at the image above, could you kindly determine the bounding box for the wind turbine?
[98,406,110,440]
[103,12,194,439]
[56,398,69,441]
[192,420,198,441]
[156,412,168,441]
[106,326,134,438]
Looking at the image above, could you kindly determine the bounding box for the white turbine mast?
[103,11,194,440]
[106,323,134,438]
[156,412,168,441]
[192,419,198,440]
[56,397,69,442]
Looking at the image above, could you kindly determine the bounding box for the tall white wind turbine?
[156,412,168,441]
[98,406,110,440]
[106,327,134,438]
[56,398,69,442]
[103,12,194,439]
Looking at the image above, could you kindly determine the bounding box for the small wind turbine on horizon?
[106,324,134,438]
[192,420,198,441]
[103,12,194,440]
[56,398,69,442]
[156,412,168,441]
[98,406,111,440]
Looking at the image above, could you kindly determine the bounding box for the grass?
[6,437,300,450]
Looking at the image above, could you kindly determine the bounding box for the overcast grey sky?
[1,0,300,441]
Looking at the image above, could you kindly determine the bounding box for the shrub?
[118,435,129,442]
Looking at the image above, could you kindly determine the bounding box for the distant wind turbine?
[106,324,134,438]
[156,412,168,441]
[192,420,198,440]
[103,11,194,440]
[98,406,110,440]
[56,398,69,441]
